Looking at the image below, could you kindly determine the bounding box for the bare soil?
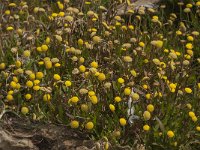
[0,115,95,150]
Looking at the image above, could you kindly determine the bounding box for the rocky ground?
[0,115,95,150]
[0,0,161,150]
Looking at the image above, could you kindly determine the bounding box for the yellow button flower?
[109,104,115,112]
[167,130,174,138]
[43,94,51,102]
[89,95,98,104]
[85,122,94,130]
[26,80,33,88]
[70,120,79,128]
[114,96,122,102]
[70,96,79,103]
[7,94,14,101]
[81,104,89,112]
[117,78,124,84]
[143,125,150,131]
[131,93,140,101]
[119,118,127,126]
[36,72,44,79]
[124,87,131,96]
[25,94,32,100]
[53,74,61,81]
[79,65,86,73]
[41,44,48,52]
[185,87,192,93]
[21,107,29,115]
[192,116,198,122]
[98,73,106,81]
[33,85,40,91]
[196,126,200,131]
[143,111,151,120]
[147,104,154,112]
[90,61,98,68]
[65,80,72,87]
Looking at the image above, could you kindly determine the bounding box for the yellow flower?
[33,85,40,91]
[34,80,40,85]
[185,87,192,93]
[186,103,192,109]
[169,83,176,92]
[119,118,127,126]
[184,8,191,13]
[45,37,51,44]
[109,104,115,112]
[81,104,89,112]
[53,74,61,81]
[85,122,94,130]
[43,94,51,102]
[128,25,134,30]
[92,36,102,43]
[196,126,200,131]
[29,73,35,80]
[143,84,148,89]
[0,63,6,70]
[79,65,86,72]
[130,69,137,77]
[8,90,14,95]
[185,43,193,49]
[123,56,133,62]
[21,107,29,115]
[189,111,195,118]
[114,96,122,102]
[9,3,16,7]
[65,80,72,87]
[70,96,79,103]
[45,61,52,69]
[131,93,140,101]
[23,50,30,57]
[187,36,194,41]
[7,94,14,101]
[78,39,84,46]
[89,95,98,104]
[36,72,44,79]
[58,11,65,17]
[98,73,106,81]
[118,78,124,84]
[70,120,79,128]
[147,104,154,112]
[155,40,163,48]
[15,60,22,68]
[192,116,198,122]
[5,10,11,15]
[167,130,174,138]
[57,1,64,10]
[176,30,182,35]
[124,87,131,96]
[153,58,161,65]
[10,81,17,89]
[198,83,200,89]
[88,91,95,96]
[26,80,33,88]
[90,61,98,68]
[186,3,193,8]
[37,47,42,52]
[41,44,48,52]
[139,42,145,47]
[145,94,151,100]
[143,125,150,131]
[143,111,151,120]
[25,94,32,100]
[6,26,14,31]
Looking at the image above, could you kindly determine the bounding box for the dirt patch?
[0,115,95,150]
